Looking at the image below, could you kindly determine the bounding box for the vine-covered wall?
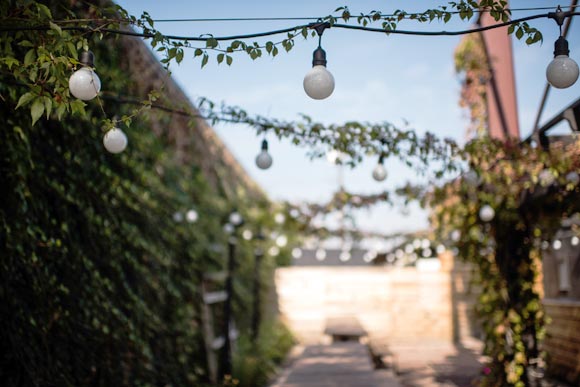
[0,1,287,386]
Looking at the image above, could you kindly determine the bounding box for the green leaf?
[49,21,62,36]
[194,48,203,57]
[56,103,67,120]
[217,53,224,64]
[69,99,86,116]
[24,49,36,67]
[67,42,78,58]
[30,99,44,125]
[36,3,52,18]
[201,54,208,68]
[43,96,52,119]
[226,55,233,66]
[176,49,184,63]
[515,27,524,40]
[16,92,36,109]
[206,38,218,49]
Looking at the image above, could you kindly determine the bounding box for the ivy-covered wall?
[0,1,286,386]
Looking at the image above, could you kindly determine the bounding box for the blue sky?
[117,0,580,239]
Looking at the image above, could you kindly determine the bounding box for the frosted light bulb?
[339,250,351,262]
[546,37,579,89]
[69,51,100,100]
[303,65,335,100]
[539,169,555,187]
[223,223,234,234]
[255,139,273,169]
[547,56,579,89]
[69,67,101,100]
[186,209,198,223]
[479,205,495,222]
[566,171,580,184]
[276,235,288,247]
[372,163,387,182]
[256,151,272,169]
[229,211,243,226]
[103,128,128,154]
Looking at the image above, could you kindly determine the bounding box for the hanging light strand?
[2,11,580,41]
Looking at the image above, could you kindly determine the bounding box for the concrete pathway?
[272,342,401,387]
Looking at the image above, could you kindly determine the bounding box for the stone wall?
[275,266,459,345]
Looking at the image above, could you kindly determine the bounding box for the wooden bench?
[324,316,367,343]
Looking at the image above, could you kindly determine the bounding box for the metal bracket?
[309,21,331,37]
[548,6,569,27]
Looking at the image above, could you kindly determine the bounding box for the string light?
[303,23,334,100]
[372,155,387,182]
[292,247,303,259]
[546,8,579,89]
[255,139,273,170]
[479,205,495,222]
[229,211,244,226]
[566,171,580,184]
[242,229,253,240]
[103,127,128,154]
[68,51,101,101]
[186,209,199,223]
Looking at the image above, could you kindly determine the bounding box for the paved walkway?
[271,338,576,387]
[271,342,401,387]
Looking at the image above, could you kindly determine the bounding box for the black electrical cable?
[150,5,580,23]
[0,24,310,41]
[332,13,549,36]
[1,12,578,41]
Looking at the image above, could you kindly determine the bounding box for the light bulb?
[339,250,351,262]
[255,139,273,169]
[242,229,253,240]
[276,235,288,247]
[223,223,234,234]
[546,37,579,89]
[479,205,495,222]
[256,151,272,169]
[315,248,326,261]
[103,128,128,154]
[539,169,555,187]
[69,51,101,100]
[186,209,198,223]
[274,213,285,224]
[292,247,303,259]
[372,163,387,182]
[229,211,243,226]
[566,171,580,184]
[303,46,334,100]
[303,65,335,100]
[547,56,579,89]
